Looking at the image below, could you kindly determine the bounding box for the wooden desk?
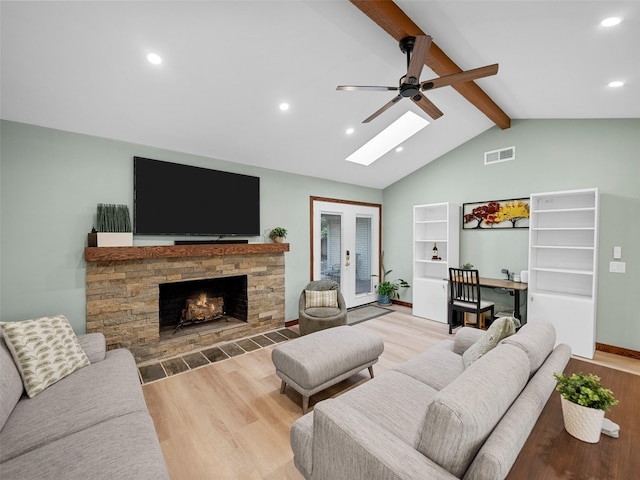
[507,359,640,479]
[478,277,528,320]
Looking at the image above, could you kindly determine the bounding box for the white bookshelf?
[413,203,459,323]
[527,188,599,358]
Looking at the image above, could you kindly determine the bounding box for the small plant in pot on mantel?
[269,227,287,243]
[88,203,133,247]
[553,372,618,443]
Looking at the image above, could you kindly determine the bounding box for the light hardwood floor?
[143,305,639,479]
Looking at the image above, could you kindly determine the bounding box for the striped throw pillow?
[305,289,338,308]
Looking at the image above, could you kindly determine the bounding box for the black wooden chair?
[448,268,495,334]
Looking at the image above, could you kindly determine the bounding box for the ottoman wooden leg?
[280,380,286,394]
[368,366,375,378]
[302,396,310,415]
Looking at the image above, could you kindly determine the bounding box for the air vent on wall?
[484,146,515,165]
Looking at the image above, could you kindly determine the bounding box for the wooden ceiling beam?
[350,0,511,129]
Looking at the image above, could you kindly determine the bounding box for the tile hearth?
[137,328,299,384]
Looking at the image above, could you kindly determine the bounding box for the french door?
[311,197,381,308]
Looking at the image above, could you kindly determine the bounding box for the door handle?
[345,250,350,267]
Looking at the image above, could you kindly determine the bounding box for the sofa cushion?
[0,411,169,480]
[393,345,465,391]
[338,371,439,448]
[0,337,24,431]
[452,327,485,355]
[76,333,107,364]
[501,320,556,376]
[290,411,314,479]
[305,289,338,308]
[0,349,147,463]
[464,344,571,480]
[462,316,518,367]
[0,315,90,398]
[417,344,530,477]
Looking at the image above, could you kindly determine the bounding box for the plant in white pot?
[88,204,133,247]
[553,372,618,443]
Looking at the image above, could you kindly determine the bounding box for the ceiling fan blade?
[337,85,398,92]
[406,35,432,84]
[420,64,499,91]
[363,95,403,123]
[411,94,443,120]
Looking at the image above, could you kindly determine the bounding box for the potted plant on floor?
[373,267,410,305]
[269,227,287,243]
[553,372,618,443]
[88,203,133,247]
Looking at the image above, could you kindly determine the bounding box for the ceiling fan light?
[346,111,428,166]
[608,81,624,88]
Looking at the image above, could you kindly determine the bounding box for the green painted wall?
[383,119,640,351]
[2,119,638,352]
[0,120,382,332]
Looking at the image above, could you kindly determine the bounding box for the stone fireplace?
[85,243,288,363]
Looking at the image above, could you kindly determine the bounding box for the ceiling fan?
[337,35,499,123]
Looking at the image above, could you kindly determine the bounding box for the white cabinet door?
[413,278,448,323]
[529,292,595,358]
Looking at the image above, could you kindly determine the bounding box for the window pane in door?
[321,214,341,287]
[355,217,372,295]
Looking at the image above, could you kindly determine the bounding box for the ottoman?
[271,325,384,414]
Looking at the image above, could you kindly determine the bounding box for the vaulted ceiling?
[1,1,638,188]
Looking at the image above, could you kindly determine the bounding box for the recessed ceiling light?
[346,127,354,135]
[608,81,624,88]
[346,111,429,166]
[279,103,290,111]
[395,146,403,153]
[146,53,162,65]
[601,17,622,27]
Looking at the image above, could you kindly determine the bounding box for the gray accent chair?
[298,280,347,336]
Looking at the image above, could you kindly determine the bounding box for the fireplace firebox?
[159,276,248,333]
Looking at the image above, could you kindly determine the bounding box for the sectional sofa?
[291,320,570,480]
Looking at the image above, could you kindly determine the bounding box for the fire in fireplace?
[159,276,248,333]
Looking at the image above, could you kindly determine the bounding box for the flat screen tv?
[134,157,260,236]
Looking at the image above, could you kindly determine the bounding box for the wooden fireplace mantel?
[84,243,290,262]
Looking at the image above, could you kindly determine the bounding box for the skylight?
[346,111,429,166]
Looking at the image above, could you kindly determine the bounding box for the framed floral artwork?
[462,197,530,229]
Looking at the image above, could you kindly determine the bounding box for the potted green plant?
[372,267,410,305]
[269,227,287,243]
[461,262,474,270]
[88,203,133,247]
[553,372,618,443]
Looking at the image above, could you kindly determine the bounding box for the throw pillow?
[462,316,518,367]
[0,314,90,398]
[305,289,338,308]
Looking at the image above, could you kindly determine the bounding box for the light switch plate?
[609,261,626,273]
[613,246,622,259]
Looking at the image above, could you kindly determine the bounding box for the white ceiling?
[1,1,638,189]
